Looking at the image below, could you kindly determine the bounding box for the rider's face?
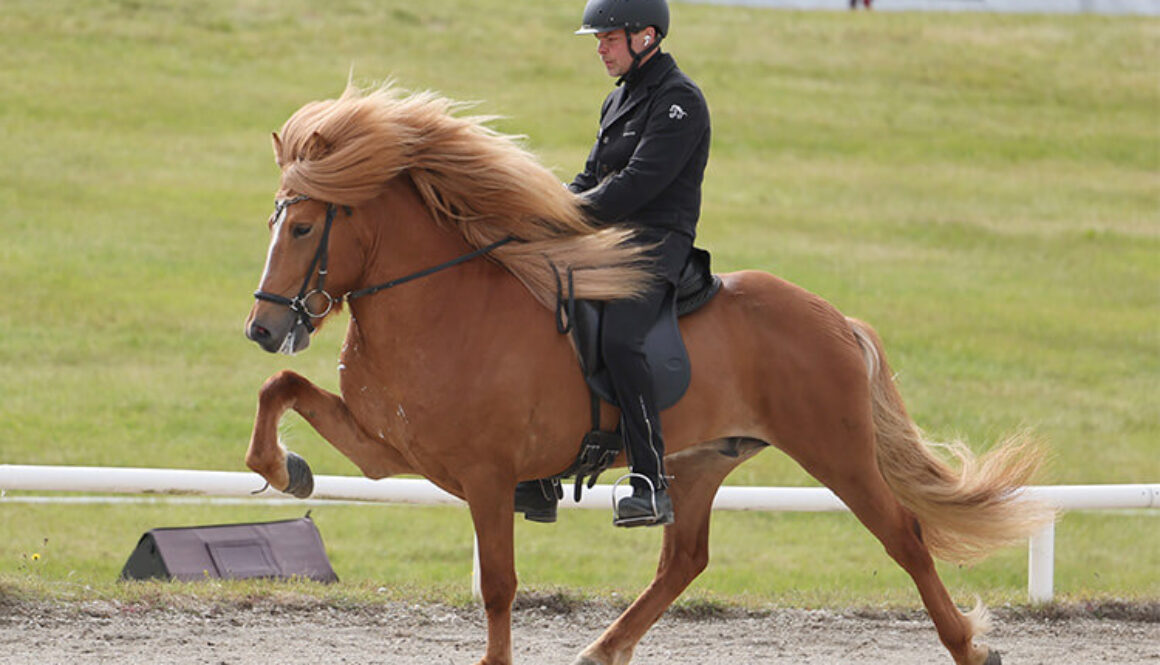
[595,29,652,78]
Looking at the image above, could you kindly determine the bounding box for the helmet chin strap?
[618,29,661,86]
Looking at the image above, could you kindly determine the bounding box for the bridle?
[253,195,340,334]
[253,195,513,333]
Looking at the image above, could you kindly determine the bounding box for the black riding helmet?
[575,0,670,38]
[576,0,669,83]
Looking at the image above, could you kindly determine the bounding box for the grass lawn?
[0,0,1156,607]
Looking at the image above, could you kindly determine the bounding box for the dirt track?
[1,598,1157,665]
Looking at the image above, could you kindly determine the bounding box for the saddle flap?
[571,299,603,380]
[642,290,690,410]
[565,246,720,411]
[570,287,689,410]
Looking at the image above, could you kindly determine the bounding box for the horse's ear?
[301,131,333,162]
[271,132,284,167]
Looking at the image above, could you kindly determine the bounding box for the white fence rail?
[1,464,1156,602]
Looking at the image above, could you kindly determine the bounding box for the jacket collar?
[621,50,673,90]
[601,53,677,132]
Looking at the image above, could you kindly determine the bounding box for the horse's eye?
[292,224,312,238]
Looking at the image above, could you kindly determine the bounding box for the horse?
[243,85,1053,665]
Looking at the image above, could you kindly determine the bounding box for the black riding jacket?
[569,52,710,240]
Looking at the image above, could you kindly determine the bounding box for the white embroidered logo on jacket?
[668,104,687,120]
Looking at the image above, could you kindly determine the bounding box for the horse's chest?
[338,355,409,433]
[338,349,453,449]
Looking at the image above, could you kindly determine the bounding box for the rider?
[515,0,712,527]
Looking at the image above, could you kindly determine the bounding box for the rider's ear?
[301,131,334,162]
[272,132,284,168]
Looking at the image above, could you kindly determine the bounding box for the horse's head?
[244,192,360,354]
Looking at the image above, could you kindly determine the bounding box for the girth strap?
[543,387,623,503]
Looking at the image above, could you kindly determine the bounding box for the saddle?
[551,247,721,499]
[566,247,720,409]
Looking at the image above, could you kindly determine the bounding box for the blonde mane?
[272,84,652,308]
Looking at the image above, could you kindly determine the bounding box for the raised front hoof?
[982,649,1002,665]
[284,451,315,498]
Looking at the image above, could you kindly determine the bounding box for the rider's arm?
[569,93,618,194]
[579,86,708,223]
[568,140,601,194]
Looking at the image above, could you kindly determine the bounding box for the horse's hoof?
[284,451,315,498]
[570,659,602,665]
[983,649,1003,665]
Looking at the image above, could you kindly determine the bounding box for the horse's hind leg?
[798,438,993,665]
[245,370,414,495]
[574,438,767,665]
[832,471,991,664]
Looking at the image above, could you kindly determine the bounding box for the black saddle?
[543,248,721,502]
[565,247,721,410]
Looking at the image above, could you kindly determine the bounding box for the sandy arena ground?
[1,599,1157,665]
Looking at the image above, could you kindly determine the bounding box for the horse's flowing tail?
[848,319,1057,564]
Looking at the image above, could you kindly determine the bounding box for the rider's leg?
[601,279,673,526]
[515,283,671,527]
[514,229,691,526]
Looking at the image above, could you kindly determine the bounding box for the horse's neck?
[360,177,474,284]
[345,177,524,350]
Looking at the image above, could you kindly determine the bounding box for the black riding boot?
[615,480,674,527]
[612,394,674,527]
[514,478,559,523]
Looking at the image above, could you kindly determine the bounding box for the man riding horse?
[515,0,711,528]
[244,2,1053,661]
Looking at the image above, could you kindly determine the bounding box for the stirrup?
[611,473,669,527]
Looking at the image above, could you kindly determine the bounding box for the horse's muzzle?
[246,320,280,353]
[245,311,311,355]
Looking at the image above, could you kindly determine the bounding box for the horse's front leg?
[461,472,519,665]
[245,369,414,495]
[575,438,766,665]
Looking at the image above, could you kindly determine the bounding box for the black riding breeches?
[600,228,692,490]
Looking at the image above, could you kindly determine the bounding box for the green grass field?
[1,0,1157,607]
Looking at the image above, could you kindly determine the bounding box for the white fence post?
[1028,522,1056,603]
[472,535,482,603]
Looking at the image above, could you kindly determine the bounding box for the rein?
[253,195,513,331]
[345,235,514,301]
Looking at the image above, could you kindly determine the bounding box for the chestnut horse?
[243,86,1052,665]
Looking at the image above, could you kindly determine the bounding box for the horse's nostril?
[250,323,271,341]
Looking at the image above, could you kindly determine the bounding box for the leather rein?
[253,195,513,332]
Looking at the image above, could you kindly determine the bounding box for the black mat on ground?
[120,515,337,583]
